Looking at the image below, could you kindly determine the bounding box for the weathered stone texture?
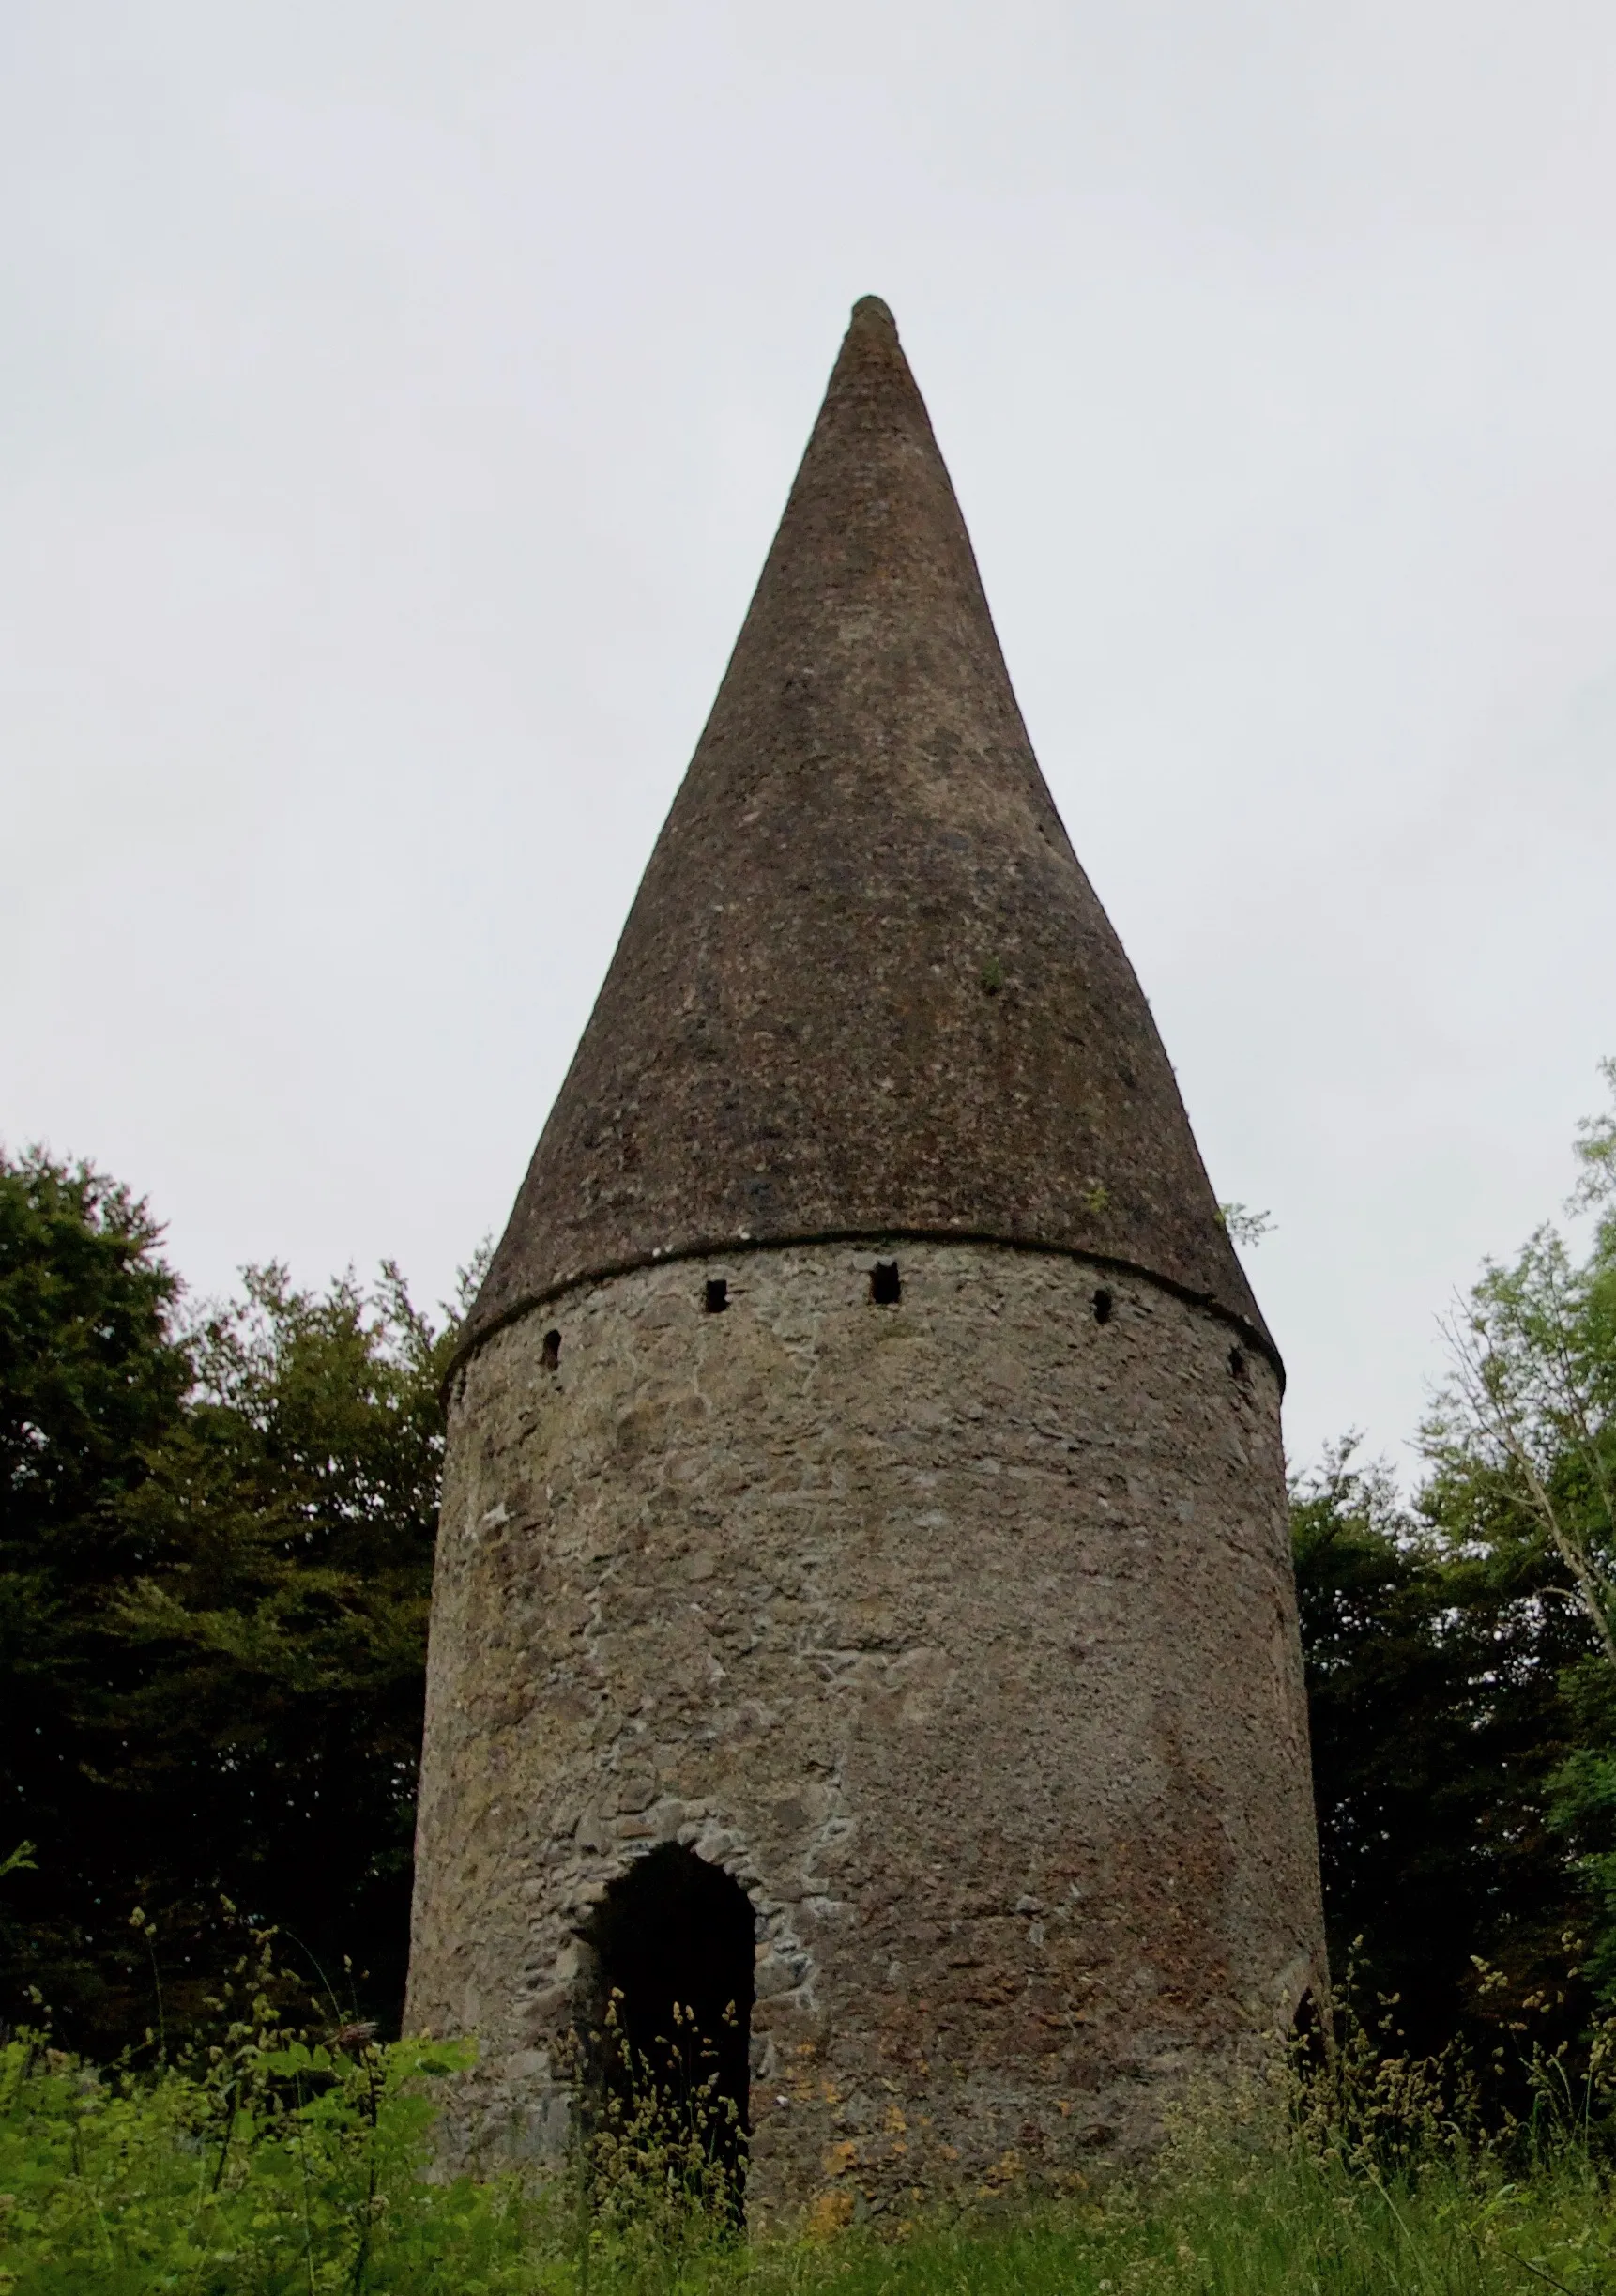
[464,296,1271,1366]
[406,1242,1322,2220]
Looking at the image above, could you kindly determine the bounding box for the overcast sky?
[5,1,1615,1477]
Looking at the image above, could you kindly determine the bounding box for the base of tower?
[406,1240,1324,2223]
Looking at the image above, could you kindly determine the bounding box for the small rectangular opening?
[704,1278,729,1314]
[870,1261,901,1307]
[541,1328,561,1371]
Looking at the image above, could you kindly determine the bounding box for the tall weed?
[6,1985,1616,2292]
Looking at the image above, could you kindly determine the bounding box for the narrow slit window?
[541,1328,561,1372]
[1092,1288,1113,1325]
[871,1261,901,1306]
[704,1278,729,1315]
[1228,1345,1247,1383]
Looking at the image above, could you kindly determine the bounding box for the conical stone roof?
[463,298,1275,1370]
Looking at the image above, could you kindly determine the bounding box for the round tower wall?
[406,1240,1323,2221]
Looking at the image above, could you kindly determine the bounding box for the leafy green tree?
[103,1262,464,2046]
[1423,1059,1616,2004]
[1428,1105,1616,1671]
[1293,1443,1592,2079]
[0,1143,480,2057]
[1292,1061,1616,2081]
[0,1150,191,2043]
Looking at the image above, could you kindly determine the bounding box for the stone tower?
[406,297,1324,2221]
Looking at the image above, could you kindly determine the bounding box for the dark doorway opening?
[585,1845,755,2210]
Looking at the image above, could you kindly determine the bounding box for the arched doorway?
[585,1844,755,2208]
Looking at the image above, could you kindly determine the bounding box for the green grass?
[5,2026,1616,2294]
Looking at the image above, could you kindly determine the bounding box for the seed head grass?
[5,1974,1616,2293]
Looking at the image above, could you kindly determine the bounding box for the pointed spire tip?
[850,294,897,331]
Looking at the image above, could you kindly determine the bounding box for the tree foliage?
[1292,1443,1593,2080]
[1,1151,191,2047]
[0,1145,476,2057]
[1420,1059,1616,2010]
[1292,1061,1616,2079]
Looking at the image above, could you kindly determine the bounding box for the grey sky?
[4,1,1614,1476]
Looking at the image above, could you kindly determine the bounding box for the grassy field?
[5,2022,1616,2294]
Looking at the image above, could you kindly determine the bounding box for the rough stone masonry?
[405,297,1326,2224]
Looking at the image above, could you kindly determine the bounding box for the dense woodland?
[3,1071,1615,2096]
